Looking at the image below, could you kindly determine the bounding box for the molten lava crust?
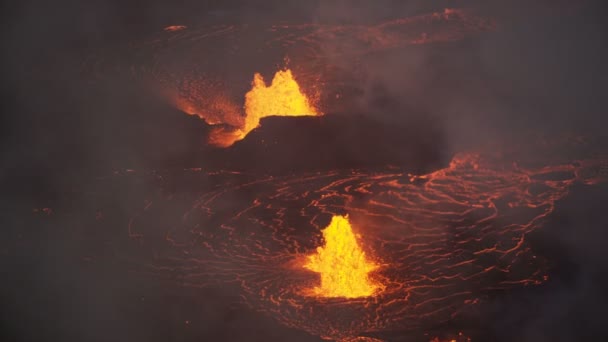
[124,151,606,340]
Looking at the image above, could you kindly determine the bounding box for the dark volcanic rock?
[215,113,447,174]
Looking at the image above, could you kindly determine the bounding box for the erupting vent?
[304,215,382,298]
[209,68,320,147]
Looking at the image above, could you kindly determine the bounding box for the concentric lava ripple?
[126,152,606,340]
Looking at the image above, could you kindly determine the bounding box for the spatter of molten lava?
[304,215,381,298]
[210,69,319,147]
[123,150,606,341]
[245,70,318,133]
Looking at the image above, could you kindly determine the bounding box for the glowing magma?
[209,69,319,147]
[304,215,381,298]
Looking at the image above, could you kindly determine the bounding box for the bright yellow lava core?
[180,68,319,147]
[304,215,381,298]
[243,69,318,134]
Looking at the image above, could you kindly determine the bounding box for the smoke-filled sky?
[1,1,608,341]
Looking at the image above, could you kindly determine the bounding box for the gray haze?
[2,1,607,341]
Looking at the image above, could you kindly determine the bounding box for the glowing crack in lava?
[304,215,381,298]
[209,68,319,147]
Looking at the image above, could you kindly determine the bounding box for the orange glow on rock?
[164,25,187,32]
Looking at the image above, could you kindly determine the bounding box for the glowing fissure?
[210,68,319,147]
[304,215,381,298]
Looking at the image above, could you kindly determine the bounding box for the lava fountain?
[304,215,382,298]
[207,68,320,147]
[244,69,319,134]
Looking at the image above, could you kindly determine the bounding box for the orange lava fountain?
[209,68,319,147]
[304,215,382,298]
[244,69,319,134]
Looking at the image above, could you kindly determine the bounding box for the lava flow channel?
[125,152,606,341]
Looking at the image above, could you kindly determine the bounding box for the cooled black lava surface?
[216,113,447,174]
